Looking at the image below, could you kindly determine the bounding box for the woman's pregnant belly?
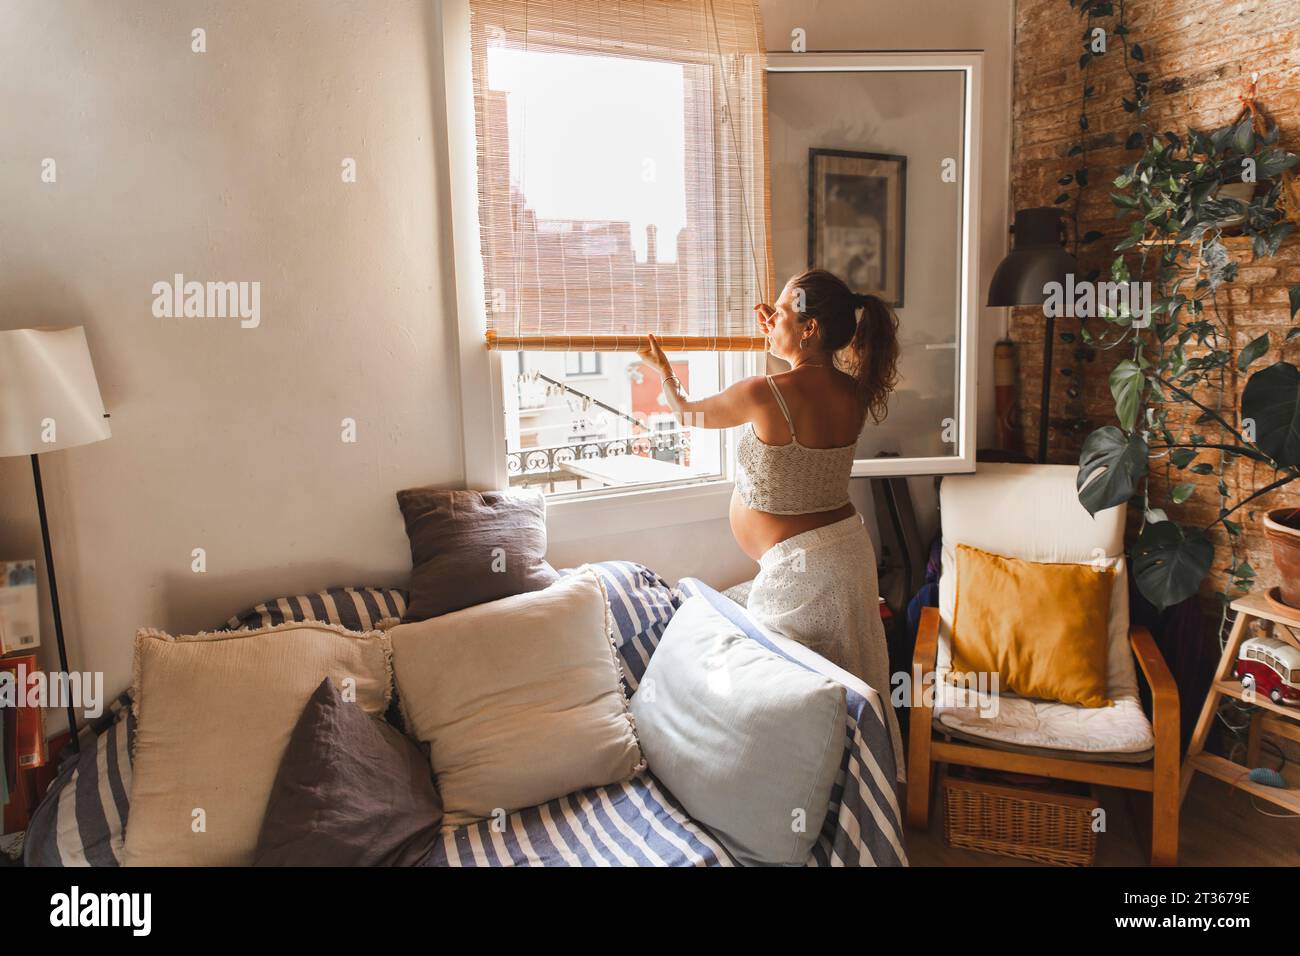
[729,488,857,562]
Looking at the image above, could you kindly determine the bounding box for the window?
[503,350,725,495]
[467,0,769,498]
[564,353,602,377]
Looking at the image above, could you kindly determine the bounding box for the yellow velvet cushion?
[951,544,1114,708]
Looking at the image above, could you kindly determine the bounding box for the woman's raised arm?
[636,333,763,430]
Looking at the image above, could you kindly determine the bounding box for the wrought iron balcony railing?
[506,428,693,492]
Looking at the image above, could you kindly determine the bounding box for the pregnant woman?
[639,268,904,770]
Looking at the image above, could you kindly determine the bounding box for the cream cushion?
[389,568,644,826]
[934,463,1154,756]
[123,621,392,866]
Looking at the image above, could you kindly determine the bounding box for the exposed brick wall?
[1011,0,1300,603]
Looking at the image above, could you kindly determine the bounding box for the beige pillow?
[123,621,392,866]
[389,568,643,826]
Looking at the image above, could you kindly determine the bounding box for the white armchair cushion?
[934,695,1154,757]
[932,463,1153,755]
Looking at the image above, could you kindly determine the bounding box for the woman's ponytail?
[788,269,900,424]
[851,292,900,424]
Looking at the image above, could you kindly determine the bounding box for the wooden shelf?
[1259,713,1300,748]
[1187,752,1300,813]
[1210,680,1300,720]
[1232,591,1300,629]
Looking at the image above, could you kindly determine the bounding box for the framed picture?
[808,148,907,307]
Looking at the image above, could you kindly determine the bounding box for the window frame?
[442,12,983,533]
[439,0,750,536]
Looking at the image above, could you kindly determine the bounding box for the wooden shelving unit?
[1180,592,1300,815]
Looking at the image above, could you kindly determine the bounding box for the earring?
[799,337,808,351]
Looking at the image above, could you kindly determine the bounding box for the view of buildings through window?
[485,46,731,495]
[503,350,723,494]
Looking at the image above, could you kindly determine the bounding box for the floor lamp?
[987,207,1077,463]
[0,327,111,755]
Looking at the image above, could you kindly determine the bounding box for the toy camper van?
[1235,635,1300,705]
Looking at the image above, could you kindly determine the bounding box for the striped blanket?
[25,564,906,867]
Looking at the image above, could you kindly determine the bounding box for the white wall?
[0,0,1012,723]
[0,0,461,711]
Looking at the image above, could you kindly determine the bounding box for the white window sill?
[545,479,735,544]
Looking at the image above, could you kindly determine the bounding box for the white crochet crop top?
[734,376,857,515]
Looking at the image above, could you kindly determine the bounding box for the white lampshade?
[0,327,111,457]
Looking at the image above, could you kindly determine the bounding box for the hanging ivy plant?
[1058,0,1150,445]
[1060,0,1111,439]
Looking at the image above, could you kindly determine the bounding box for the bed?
[24,562,907,867]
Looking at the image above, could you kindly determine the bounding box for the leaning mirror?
[766,53,981,476]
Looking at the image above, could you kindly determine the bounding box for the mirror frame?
[766,51,982,477]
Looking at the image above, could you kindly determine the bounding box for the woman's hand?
[753,303,775,335]
[637,333,673,377]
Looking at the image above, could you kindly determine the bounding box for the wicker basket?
[942,770,1099,866]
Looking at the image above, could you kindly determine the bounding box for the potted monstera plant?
[1076,114,1300,615]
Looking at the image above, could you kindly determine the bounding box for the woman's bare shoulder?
[725,374,777,415]
[734,374,773,398]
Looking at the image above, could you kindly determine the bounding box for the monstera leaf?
[1109,360,1145,431]
[1077,426,1149,516]
[1242,361,1300,466]
[1132,520,1215,609]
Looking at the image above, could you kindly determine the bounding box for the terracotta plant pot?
[1264,508,1300,609]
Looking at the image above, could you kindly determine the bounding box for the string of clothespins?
[524,371,645,432]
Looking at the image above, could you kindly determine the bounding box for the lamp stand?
[1037,312,1055,464]
[30,453,80,755]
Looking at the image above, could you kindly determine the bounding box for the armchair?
[905,463,1180,866]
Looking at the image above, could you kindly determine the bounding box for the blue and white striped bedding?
[224,585,408,633]
[25,563,906,867]
[24,689,135,867]
[436,577,907,867]
[429,774,735,866]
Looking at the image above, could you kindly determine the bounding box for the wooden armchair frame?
[905,606,1181,866]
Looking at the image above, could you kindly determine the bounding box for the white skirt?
[745,513,904,775]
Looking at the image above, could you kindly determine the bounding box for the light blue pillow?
[629,596,847,866]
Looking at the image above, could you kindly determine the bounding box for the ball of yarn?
[1247,767,1286,788]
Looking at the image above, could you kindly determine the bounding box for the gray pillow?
[629,597,847,866]
[396,487,558,623]
[254,678,442,867]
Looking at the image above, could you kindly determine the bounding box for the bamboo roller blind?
[470,0,772,351]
